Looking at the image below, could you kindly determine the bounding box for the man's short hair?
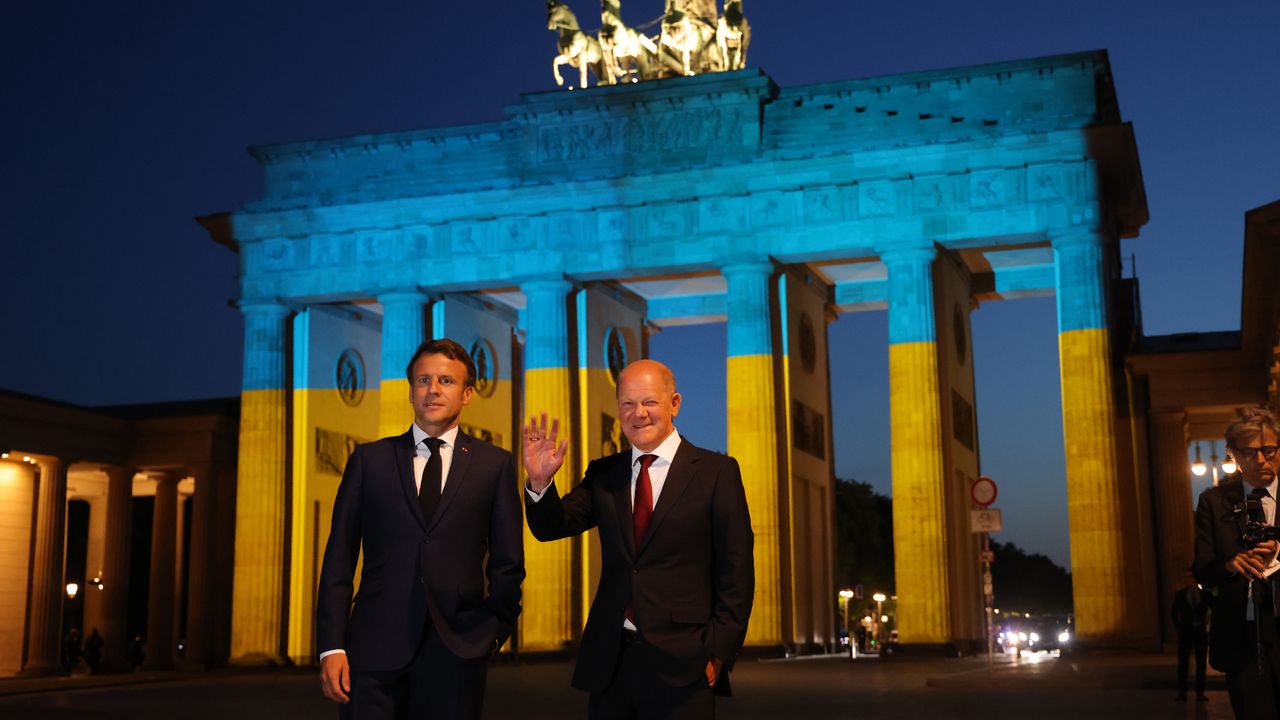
[405,338,476,388]
[1224,406,1280,451]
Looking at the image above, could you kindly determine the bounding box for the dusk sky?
[4,1,1277,568]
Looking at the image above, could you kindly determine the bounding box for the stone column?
[144,474,180,670]
[1149,411,1193,645]
[98,466,134,672]
[230,300,290,664]
[22,456,69,675]
[881,246,951,645]
[520,277,576,651]
[378,290,428,438]
[81,491,108,641]
[184,465,215,668]
[722,260,783,647]
[1053,230,1127,642]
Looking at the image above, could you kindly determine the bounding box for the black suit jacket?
[525,437,754,693]
[1193,478,1260,671]
[1171,586,1208,634]
[316,429,524,671]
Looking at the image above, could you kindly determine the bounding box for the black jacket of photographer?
[1192,477,1277,672]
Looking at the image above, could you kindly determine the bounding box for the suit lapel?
[428,431,473,532]
[638,438,698,556]
[394,430,426,531]
[611,453,636,559]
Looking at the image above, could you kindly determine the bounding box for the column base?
[879,642,964,659]
[227,651,292,667]
[17,663,62,677]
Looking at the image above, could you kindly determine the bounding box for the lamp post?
[872,592,886,647]
[838,589,854,656]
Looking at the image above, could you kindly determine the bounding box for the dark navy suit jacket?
[525,437,754,693]
[316,429,524,671]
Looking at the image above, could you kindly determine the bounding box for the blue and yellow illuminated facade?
[212,51,1152,659]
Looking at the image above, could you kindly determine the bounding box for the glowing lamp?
[1191,443,1207,477]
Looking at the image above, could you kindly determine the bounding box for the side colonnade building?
[0,393,238,674]
[205,52,1157,662]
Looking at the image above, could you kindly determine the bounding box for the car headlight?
[1058,631,1070,644]
[1029,633,1039,644]
[1018,632,1027,642]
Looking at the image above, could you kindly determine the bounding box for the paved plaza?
[0,652,1237,719]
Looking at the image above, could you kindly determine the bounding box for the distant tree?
[833,478,894,595]
[989,540,1073,615]
[832,481,1073,618]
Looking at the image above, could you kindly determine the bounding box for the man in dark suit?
[523,359,754,719]
[317,338,524,719]
[1171,569,1209,701]
[1193,407,1280,719]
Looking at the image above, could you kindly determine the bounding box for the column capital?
[1048,229,1108,250]
[877,244,938,267]
[519,275,575,295]
[375,288,429,305]
[236,299,292,318]
[719,259,775,278]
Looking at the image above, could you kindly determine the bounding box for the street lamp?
[872,592,887,646]
[838,589,854,655]
[1223,452,1238,475]
[66,582,79,599]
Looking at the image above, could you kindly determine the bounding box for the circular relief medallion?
[953,304,967,366]
[799,312,817,375]
[469,339,497,398]
[604,327,629,386]
[335,349,366,408]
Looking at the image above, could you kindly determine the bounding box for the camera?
[1243,495,1280,546]
[1243,521,1280,546]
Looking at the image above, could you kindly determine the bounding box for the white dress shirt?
[319,423,460,661]
[412,423,460,492]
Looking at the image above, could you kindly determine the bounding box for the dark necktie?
[419,437,444,523]
[626,454,657,627]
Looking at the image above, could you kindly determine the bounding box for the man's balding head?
[616,359,681,453]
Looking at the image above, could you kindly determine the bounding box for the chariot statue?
[546,0,750,87]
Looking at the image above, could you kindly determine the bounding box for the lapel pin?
[461,447,469,454]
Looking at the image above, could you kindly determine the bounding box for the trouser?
[1177,628,1208,696]
[1226,624,1280,720]
[588,630,715,720]
[341,625,488,720]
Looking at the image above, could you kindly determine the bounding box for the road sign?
[854,584,864,599]
[970,475,998,507]
[970,508,1003,533]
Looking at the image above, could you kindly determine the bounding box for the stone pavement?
[0,651,1236,719]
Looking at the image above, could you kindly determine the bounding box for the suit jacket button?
[633,568,639,574]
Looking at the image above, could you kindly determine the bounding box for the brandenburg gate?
[206,49,1150,661]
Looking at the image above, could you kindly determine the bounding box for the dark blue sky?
[4,1,1277,566]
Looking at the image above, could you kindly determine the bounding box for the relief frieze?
[536,107,745,166]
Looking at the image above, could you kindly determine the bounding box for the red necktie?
[633,454,657,548]
[626,454,657,627]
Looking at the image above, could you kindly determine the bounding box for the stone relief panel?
[309,234,341,267]
[857,181,897,218]
[699,196,748,234]
[912,177,955,213]
[802,185,845,224]
[262,239,296,272]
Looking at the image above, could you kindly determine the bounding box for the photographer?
[1193,407,1280,718]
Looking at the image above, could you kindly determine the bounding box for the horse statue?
[716,0,749,71]
[659,0,718,76]
[599,0,658,83]
[547,0,611,87]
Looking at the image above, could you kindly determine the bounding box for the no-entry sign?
[970,475,998,507]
